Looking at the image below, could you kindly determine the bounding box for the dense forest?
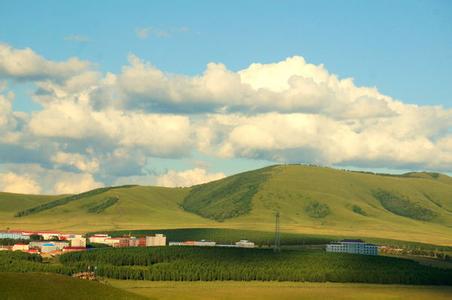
[1,247,451,285]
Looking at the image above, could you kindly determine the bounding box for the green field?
[1,165,452,245]
[2,272,451,300]
[0,272,147,300]
[109,281,452,300]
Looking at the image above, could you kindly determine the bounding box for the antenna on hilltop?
[274,211,281,253]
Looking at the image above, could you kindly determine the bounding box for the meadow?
[0,272,146,299]
[109,281,452,300]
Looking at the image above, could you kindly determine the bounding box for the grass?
[181,167,272,221]
[372,190,437,221]
[87,196,120,214]
[109,280,452,300]
[305,201,330,218]
[0,272,147,300]
[0,164,451,246]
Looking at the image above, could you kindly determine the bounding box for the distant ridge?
[0,164,451,246]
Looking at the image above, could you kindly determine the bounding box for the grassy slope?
[110,281,452,300]
[0,272,147,300]
[0,165,451,245]
[223,165,452,245]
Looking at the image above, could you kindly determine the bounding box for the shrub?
[372,190,436,221]
[305,201,330,218]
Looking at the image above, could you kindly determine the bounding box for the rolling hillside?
[0,165,451,245]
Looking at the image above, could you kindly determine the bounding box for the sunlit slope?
[222,165,452,244]
[0,186,215,231]
[0,165,451,245]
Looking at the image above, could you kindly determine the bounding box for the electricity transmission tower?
[274,211,281,252]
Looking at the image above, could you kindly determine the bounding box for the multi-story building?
[89,234,110,244]
[146,234,166,246]
[326,239,378,256]
[69,237,86,248]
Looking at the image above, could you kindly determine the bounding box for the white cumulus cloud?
[155,168,225,187]
[0,172,42,194]
[0,43,90,81]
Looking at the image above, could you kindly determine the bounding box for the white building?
[194,240,216,247]
[0,232,30,240]
[326,239,378,256]
[146,234,166,246]
[29,241,69,251]
[12,244,29,251]
[37,232,61,240]
[235,240,255,248]
[89,234,111,244]
[69,237,86,248]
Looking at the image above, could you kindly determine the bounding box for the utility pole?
[274,211,281,253]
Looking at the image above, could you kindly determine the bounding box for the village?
[0,229,257,257]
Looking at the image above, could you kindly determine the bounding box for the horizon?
[1,1,452,194]
[1,163,450,196]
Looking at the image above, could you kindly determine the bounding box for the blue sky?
[0,1,451,193]
[2,0,452,109]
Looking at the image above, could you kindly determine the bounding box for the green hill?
[0,165,451,245]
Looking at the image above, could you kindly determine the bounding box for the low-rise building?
[62,246,87,253]
[37,231,61,240]
[146,234,166,246]
[194,240,216,247]
[30,241,69,251]
[12,244,29,251]
[41,243,58,253]
[326,239,378,256]
[169,240,215,247]
[89,234,110,244]
[235,240,255,248]
[0,231,30,240]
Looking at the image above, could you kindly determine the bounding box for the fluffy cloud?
[0,172,42,194]
[0,44,90,81]
[52,173,102,194]
[196,111,452,170]
[155,168,225,187]
[115,55,397,118]
[51,151,100,173]
[28,101,192,157]
[0,164,102,194]
[0,43,452,194]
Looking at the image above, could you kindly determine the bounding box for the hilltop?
[0,165,451,245]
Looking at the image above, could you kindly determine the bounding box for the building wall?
[146,234,166,246]
[12,244,29,251]
[69,238,86,247]
[326,242,378,255]
[0,232,30,240]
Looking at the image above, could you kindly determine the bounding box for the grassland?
[109,281,452,300]
[0,272,147,299]
[1,164,451,245]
